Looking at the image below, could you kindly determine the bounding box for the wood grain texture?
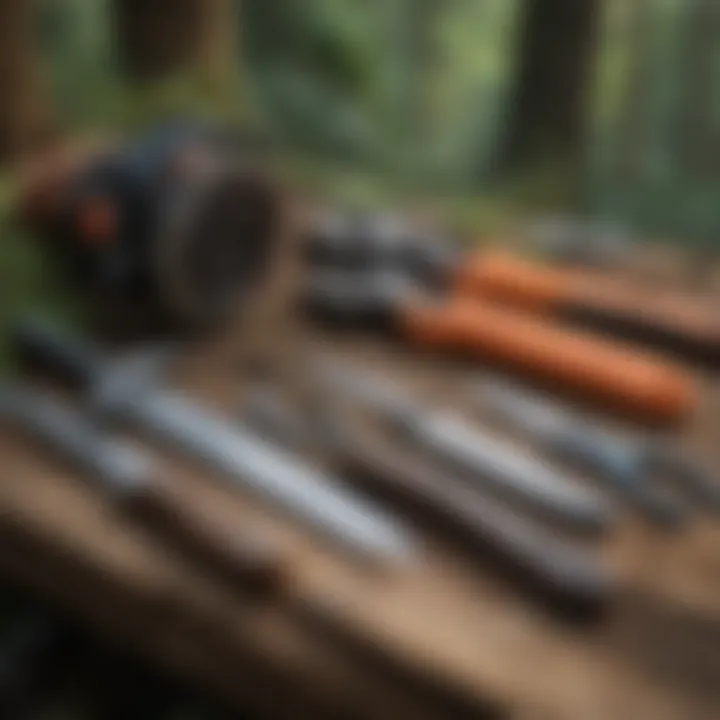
[1,245,720,718]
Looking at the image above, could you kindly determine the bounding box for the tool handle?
[11,318,101,390]
[302,271,401,330]
[455,251,720,365]
[454,250,573,311]
[124,477,286,595]
[340,439,611,615]
[399,298,694,427]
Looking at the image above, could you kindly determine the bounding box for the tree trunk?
[403,0,441,175]
[618,0,652,182]
[679,0,720,176]
[498,0,601,173]
[387,0,441,178]
[196,0,240,95]
[113,0,238,87]
[0,0,50,161]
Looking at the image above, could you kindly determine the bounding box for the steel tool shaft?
[131,392,413,562]
[0,384,152,495]
[11,320,415,565]
[313,360,613,534]
[240,386,613,614]
[0,384,284,592]
[474,379,707,522]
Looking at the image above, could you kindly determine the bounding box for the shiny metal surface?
[316,361,613,533]
[125,390,414,563]
[474,379,686,525]
[0,385,150,495]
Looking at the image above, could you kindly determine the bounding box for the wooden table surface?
[1,245,720,719]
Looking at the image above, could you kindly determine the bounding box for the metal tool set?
[9,320,414,568]
[238,383,612,614]
[302,221,696,427]
[2,199,719,623]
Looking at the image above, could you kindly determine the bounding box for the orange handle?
[454,251,577,311]
[453,251,720,363]
[399,298,694,426]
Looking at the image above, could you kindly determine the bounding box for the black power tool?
[18,120,283,334]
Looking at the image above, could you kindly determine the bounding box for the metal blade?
[421,413,612,532]
[122,390,415,564]
[473,379,686,525]
[0,385,150,495]
[314,361,613,533]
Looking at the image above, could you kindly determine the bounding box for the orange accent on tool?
[453,251,720,364]
[76,196,117,246]
[454,251,578,310]
[398,297,694,426]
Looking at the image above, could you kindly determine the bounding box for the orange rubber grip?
[453,251,578,311]
[398,298,694,426]
[453,251,720,363]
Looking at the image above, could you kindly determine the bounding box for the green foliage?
[243,0,523,186]
[589,0,720,242]
[0,176,81,373]
[410,0,522,185]
[31,0,552,204]
[106,73,254,134]
[244,0,373,93]
[36,0,120,132]
[36,0,252,135]
[285,151,524,242]
[242,0,382,160]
